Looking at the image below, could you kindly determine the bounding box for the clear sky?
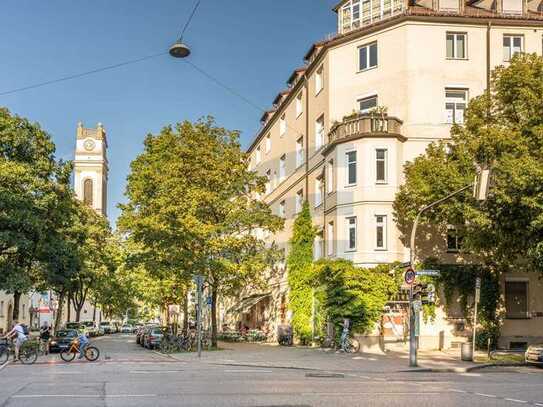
[0,0,337,224]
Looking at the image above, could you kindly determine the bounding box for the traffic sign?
[404,268,416,285]
[206,296,212,306]
[417,269,441,277]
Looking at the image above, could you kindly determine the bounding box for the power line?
[0,52,168,97]
[178,0,202,41]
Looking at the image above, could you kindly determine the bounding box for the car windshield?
[65,323,80,329]
[82,322,94,327]
[100,322,110,326]
[56,330,77,338]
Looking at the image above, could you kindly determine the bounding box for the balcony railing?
[328,113,403,145]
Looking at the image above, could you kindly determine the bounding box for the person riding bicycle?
[340,318,350,352]
[2,320,28,362]
[39,322,51,355]
[77,332,89,359]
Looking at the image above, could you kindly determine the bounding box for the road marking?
[12,394,158,399]
[0,361,9,371]
[475,393,496,398]
[301,392,444,396]
[224,369,273,373]
[450,389,467,393]
[504,399,527,404]
[534,403,543,406]
[129,370,184,374]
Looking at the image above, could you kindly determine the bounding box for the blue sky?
[0,0,337,224]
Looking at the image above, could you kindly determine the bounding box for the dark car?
[143,326,165,349]
[49,329,79,353]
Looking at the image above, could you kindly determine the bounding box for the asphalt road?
[0,334,541,406]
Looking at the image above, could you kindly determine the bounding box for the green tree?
[0,108,73,320]
[286,201,316,344]
[119,117,284,346]
[393,54,543,343]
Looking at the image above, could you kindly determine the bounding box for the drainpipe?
[304,75,310,199]
[486,21,491,96]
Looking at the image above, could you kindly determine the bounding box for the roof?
[287,67,307,86]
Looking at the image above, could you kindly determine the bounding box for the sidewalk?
[166,341,497,374]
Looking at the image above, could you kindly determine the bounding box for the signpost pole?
[472,277,481,361]
[195,275,203,358]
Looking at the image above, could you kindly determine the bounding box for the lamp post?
[408,169,490,367]
[169,40,191,59]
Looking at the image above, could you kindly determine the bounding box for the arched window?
[83,179,93,206]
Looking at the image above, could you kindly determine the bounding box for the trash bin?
[461,342,473,361]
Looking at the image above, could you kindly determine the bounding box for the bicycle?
[59,339,100,362]
[0,338,39,365]
[340,334,360,354]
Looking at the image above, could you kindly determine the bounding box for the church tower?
[73,122,108,217]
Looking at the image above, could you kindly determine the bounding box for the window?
[359,42,378,71]
[296,137,304,167]
[314,233,324,260]
[503,35,523,61]
[445,88,467,124]
[279,154,286,182]
[315,66,323,95]
[505,281,528,319]
[376,215,387,250]
[296,189,304,213]
[83,179,93,206]
[358,95,377,113]
[0,301,3,317]
[346,217,357,251]
[315,177,323,207]
[446,225,463,252]
[256,146,262,164]
[296,93,303,117]
[327,159,334,194]
[279,200,286,218]
[327,221,334,256]
[346,151,357,186]
[265,170,271,194]
[376,149,387,183]
[446,32,466,59]
[315,115,325,150]
[280,114,286,137]
[265,134,271,153]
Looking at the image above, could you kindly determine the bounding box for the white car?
[81,321,99,337]
[121,325,134,334]
[525,344,543,366]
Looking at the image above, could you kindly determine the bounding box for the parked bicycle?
[60,339,100,362]
[160,332,192,354]
[339,318,360,353]
[0,338,38,365]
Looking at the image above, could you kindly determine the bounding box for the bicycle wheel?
[84,346,100,362]
[347,338,360,353]
[159,341,172,354]
[60,349,76,362]
[20,348,38,365]
[0,348,9,364]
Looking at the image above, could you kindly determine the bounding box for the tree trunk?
[67,291,72,322]
[12,291,21,321]
[182,291,189,333]
[54,292,65,334]
[211,285,218,348]
[92,305,96,322]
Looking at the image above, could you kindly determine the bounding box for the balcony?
[327,113,404,148]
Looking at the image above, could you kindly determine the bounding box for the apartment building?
[227,0,543,349]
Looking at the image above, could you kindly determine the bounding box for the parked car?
[143,326,165,349]
[525,344,543,366]
[100,321,114,334]
[137,325,155,346]
[80,321,99,337]
[121,324,134,334]
[49,329,79,353]
[64,323,86,336]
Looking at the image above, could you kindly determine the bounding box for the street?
[0,335,542,406]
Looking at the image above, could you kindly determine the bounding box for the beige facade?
[234,0,543,348]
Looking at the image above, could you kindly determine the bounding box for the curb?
[211,362,318,371]
[403,362,526,373]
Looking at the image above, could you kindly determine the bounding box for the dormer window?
[338,0,403,33]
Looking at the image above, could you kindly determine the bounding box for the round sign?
[404,268,416,285]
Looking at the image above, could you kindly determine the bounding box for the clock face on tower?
[83,138,96,151]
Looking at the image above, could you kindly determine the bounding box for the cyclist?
[77,332,89,359]
[39,322,51,355]
[340,318,350,352]
[2,320,28,362]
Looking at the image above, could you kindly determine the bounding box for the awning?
[228,293,271,314]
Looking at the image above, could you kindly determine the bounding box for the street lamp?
[169,40,191,59]
[407,168,491,367]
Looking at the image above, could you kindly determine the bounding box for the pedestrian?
[340,318,350,352]
[39,322,51,355]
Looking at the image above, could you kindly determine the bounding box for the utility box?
[461,342,473,361]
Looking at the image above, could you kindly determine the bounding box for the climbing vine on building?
[286,201,316,344]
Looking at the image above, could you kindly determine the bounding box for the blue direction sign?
[416,270,440,277]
